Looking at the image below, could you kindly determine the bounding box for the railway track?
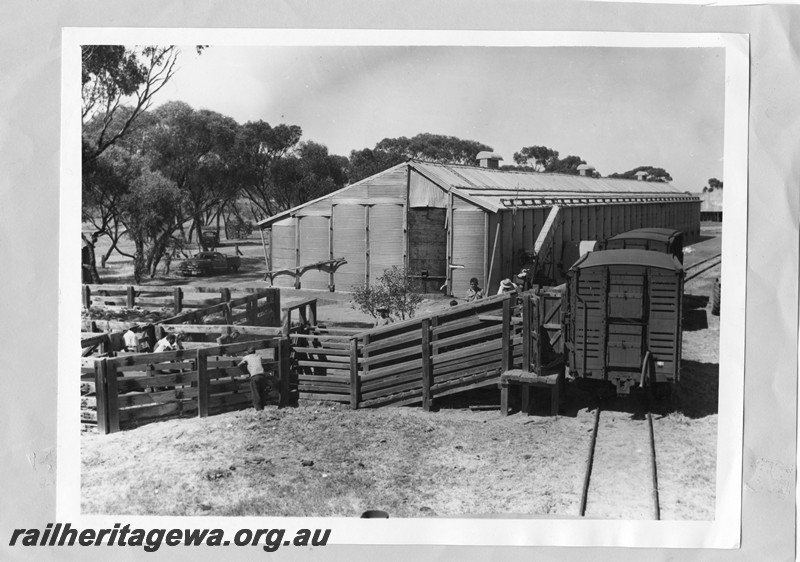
[684,252,721,282]
[579,402,661,519]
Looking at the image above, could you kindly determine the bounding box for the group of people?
[122,325,185,354]
[464,275,523,302]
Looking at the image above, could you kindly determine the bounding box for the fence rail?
[82,337,290,434]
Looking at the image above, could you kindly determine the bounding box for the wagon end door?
[605,265,646,393]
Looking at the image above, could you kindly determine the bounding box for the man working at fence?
[238,347,273,411]
[153,332,183,353]
[123,325,144,352]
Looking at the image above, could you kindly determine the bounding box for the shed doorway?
[408,208,447,294]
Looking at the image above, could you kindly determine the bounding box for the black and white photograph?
[3,2,799,560]
[59,29,749,549]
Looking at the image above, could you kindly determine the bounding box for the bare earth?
[81,226,720,520]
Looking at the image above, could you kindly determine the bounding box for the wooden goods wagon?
[602,227,684,263]
[565,249,683,395]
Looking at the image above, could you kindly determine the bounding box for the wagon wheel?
[710,277,721,316]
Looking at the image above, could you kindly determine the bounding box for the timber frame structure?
[258,160,701,297]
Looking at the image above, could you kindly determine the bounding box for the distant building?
[694,189,723,222]
[258,157,700,296]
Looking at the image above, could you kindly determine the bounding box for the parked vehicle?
[179,251,241,277]
[200,227,220,250]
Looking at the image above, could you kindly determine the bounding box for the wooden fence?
[81,286,280,334]
[82,337,290,434]
[286,291,562,410]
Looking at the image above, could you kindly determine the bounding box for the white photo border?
[59,28,748,548]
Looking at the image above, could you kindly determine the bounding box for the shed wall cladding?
[331,204,367,291]
[450,207,486,297]
[297,214,331,290]
[368,203,405,283]
[486,200,699,289]
[270,217,297,288]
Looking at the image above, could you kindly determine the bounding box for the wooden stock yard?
[82,338,290,434]
[287,293,569,410]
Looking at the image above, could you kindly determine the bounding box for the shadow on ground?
[435,358,719,420]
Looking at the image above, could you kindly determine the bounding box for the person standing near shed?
[238,347,270,411]
[374,306,393,328]
[497,278,519,295]
[465,277,485,301]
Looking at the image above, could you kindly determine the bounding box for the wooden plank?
[94,360,108,434]
[502,297,511,371]
[298,392,350,403]
[360,356,424,381]
[197,348,209,418]
[118,402,186,424]
[362,329,423,355]
[431,323,503,352]
[296,360,352,369]
[421,318,432,411]
[106,361,120,433]
[431,340,503,366]
[362,345,423,369]
[361,377,424,401]
[360,368,424,393]
[117,387,199,407]
[116,371,199,392]
[349,338,359,409]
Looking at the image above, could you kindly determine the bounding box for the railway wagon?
[601,228,684,263]
[564,249,684,395]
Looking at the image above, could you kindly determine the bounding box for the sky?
[153,44,725,191]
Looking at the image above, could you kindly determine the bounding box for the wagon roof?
[606,228,682,243]
[572,249,683,271]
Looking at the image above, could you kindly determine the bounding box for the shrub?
[350,266,423,321]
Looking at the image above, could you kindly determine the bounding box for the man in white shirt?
[238,347,271,410]
[123,326,143,352]
[153,333,182,353]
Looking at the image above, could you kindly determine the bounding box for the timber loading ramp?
[286,291,558,411]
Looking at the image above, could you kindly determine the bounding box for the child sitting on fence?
[238,347,276,411]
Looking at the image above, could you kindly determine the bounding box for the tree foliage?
[510,145,589,175]
[82,45,180,162]
[144,101,240,243]
[513,145,560,171]
[608,166,672,182]
[350,266,423,321]
[119,169,186,282]
[347,133,493,183]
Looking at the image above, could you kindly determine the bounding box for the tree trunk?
[81,233,102,284]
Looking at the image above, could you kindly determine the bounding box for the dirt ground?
[81,224,721,520]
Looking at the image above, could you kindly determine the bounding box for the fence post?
[282,311,291,337]
[421,318,432,412]
[82,285,91,309]
[501,296,511,371]
[522,293,531,372]
[106,360,120,433]
[197,348,209,418]
[249,295,259,324]
[173,288,183,313]
[126,286,135,309]
[94,359,109,434]
[220,288,231,303]
[309,300,317,326]
[279,338,290,408]
[349,337,360,409]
